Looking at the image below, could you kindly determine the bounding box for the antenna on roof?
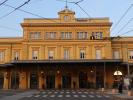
[65,0,68,8]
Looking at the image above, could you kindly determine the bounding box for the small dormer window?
[64,15,70,21]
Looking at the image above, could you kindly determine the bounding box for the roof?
[111,36,133,42]
[58,8,75,14]
[0,37,23,43]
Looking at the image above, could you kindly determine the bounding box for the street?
[0,89,113,100]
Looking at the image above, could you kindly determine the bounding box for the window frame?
[48,50,54,60]
[64,49,70,59]
[96,49,101,59]
[0,51,5,62]
[32,50,39,60]
[30,32,41,39]
[113,50,120,59]
[129,50,133,60]
[80,49,85,59]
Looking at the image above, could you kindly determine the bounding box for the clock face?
[64,15,70,21]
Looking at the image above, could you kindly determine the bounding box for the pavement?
[0,89,132,100]
[0,89,112,100]
[105,89,133,100]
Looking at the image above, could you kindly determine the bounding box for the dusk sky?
[0,0,133,37]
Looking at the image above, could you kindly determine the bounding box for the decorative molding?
[21,23,112,27]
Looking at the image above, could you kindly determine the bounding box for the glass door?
[62,73,71,88]
[46,75,55,89]
[30,72,38,89]
[11,72,19,89]
[79,72,88,88]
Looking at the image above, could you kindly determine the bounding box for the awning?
[121,62,133,66]
[11,59,122,64]
[0,63,13,67]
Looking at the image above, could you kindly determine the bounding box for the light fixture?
[41,71,44,74]
[114,71,123,76]
[57,70,60,74]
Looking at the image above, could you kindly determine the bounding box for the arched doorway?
[46,71,55,89]
[62,73,71,88]
[79,72,88,88]
[0,73,4,89]
[11,72,19,89]
[30,72,39,89]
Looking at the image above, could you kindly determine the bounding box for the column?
[39,73,42,89]
[55,73,61,89]
[19,72,27,89]
[22,44,28,60]
[3,72,9,90]
[40,45,45,60]
[104,62,106,89]
[27,71,30,89]
[71,72,79,89]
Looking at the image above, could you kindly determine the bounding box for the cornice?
[21,23,112,27]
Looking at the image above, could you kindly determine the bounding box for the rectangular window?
[48,50,54,60]
[129,50,133,60]
[30,32,41,39]
[113,51,120,59]
[80,50,85,59]
[14,51,19,60]
[0,51,4,62]
[45,32,56,39]
[61,32,72,39]
[64,49,70,59]
[32,50,38,60]
[77,32,87,39]
[96,49,101,59]
[92,32,103,39]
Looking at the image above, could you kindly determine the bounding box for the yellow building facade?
[0,8,133,89]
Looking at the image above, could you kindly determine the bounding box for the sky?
[0,0,133,37]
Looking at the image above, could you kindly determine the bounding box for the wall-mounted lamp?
[21,73,25,78]
[41,71,44,78]
[57,70,60,74]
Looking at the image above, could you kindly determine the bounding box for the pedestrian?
[118,81,123,94]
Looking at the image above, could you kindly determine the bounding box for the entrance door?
[30,72,38,89]
[0,73,4,89]
[79,72,88,88]
[62,73,71,88]
[11,72,19,89]
[46,75,55,89]
[96,72,104,88]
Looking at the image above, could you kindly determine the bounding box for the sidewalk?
[106,89,133,100]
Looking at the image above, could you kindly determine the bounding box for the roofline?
[111,36,133,38]
[24,17,110,20]
[0,37,22,39]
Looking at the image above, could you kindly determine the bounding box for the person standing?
[118,81,123,94]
